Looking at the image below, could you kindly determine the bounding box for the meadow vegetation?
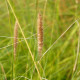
[0,0,80,80]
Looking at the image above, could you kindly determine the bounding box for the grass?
[0,0,80,80]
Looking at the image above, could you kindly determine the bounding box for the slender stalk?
[73,0,79,73]
[0,63,7,80]
[73,25,80,72]
[36,0,39,13]
[43,0,47,21]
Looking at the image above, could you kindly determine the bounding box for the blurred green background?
[0,0,80,80]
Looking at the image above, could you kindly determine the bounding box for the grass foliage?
[0,0,80,80]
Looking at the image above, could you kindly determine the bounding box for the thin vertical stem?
[73,0,79,74]
[43,0,47,22]
[0,63,7,80]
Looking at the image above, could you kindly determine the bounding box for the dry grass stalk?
[37,13,43,58]
[0,63,7,80]
[14,20,18,59]
[0,64,5,74]
[73,0,79,73]
[73,21,80,73]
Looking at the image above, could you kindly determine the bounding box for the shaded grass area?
[0,0,80,80]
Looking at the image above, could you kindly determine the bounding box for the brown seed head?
[14,20,18,59]
[37,13,43,57]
